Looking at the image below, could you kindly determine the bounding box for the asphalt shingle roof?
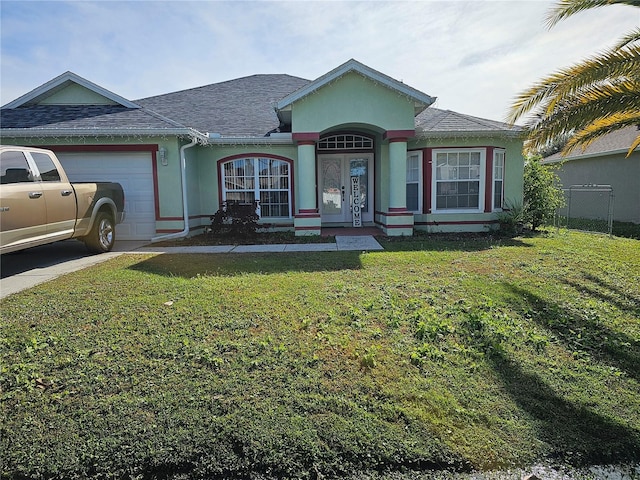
[135,74,311,137]
[415,108,521,136]
[0,104,186,131]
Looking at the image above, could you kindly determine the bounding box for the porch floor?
[321,226,384,237]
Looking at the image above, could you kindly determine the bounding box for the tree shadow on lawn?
[504,283,640,383]
[127,251,364,278]
[485,345,640,466]
[564,271,640,318]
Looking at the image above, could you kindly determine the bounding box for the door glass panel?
[322,158,342,215]
[350,158,368,213]
[1,151,32,184]
[31,152,61,182]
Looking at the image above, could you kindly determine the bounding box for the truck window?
[0,151,33,184]
[31,152,62,182]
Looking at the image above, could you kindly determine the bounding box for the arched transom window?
[318,134,373,151]
[221,157,291,218]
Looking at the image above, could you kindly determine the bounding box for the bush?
[497,200,525,236]
[523,158,564,231]
[210,201,260,237]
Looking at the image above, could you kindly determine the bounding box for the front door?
[318,154,373,224]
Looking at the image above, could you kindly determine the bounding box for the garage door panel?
[57,152,155,240]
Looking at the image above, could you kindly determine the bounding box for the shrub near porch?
[0,231,638,478]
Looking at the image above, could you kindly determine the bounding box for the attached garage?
[56,150,156,241]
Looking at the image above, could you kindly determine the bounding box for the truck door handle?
[61,189,73,196]
[29,192,43,199]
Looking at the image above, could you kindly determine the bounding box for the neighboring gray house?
[543,126,640,224]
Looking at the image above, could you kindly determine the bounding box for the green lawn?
[1,231,639,479]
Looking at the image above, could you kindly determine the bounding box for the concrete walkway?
[0,236,383,299]
[135,235,383,254]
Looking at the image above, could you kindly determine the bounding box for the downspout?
[151,137,198,243]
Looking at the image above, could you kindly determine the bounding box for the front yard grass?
[1,231,639,479]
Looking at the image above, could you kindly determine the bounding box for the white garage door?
[57,152,155,240]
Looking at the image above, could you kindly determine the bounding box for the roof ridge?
[423,108,450,129]
[135,73,311,102]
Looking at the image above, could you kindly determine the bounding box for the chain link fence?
[555,184,615,237]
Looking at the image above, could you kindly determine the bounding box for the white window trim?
[431,148,486,214]
[221,157,292,219]
[406,150,423,214]
[493,149,505,212]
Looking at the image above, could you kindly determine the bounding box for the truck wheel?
[85,212,115,253]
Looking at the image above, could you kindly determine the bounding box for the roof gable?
[276,59,435,116]
[2,71,140,109]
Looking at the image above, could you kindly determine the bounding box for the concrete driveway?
[0,240,148,299]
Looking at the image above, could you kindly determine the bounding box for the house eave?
[416,129,524,140]
[0,127,194,138]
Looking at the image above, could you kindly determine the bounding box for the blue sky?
[1,0,638,123]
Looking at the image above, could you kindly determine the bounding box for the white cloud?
[1,0,638,122]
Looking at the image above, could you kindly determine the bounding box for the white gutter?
[151,137,198,243]
[0,128,192,137]
[205,132,293,145]
[416,129,523,139]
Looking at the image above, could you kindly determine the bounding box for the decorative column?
[383,130,415,236]
[293,133,321,236]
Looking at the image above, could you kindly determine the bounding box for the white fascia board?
[2,71,140,109]
[276,59,435,110]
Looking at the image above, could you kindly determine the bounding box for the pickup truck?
[0,145,125,254]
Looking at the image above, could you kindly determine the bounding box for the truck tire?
[85,212,115,253]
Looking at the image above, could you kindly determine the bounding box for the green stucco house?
[1,59,524,241]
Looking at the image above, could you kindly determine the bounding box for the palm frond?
[523,84,640,154]
[561,112,640,156]
[507,45,640,124]
[546,0,640,29]
[615,27,640,49]
[530,80,640,130]
[628,135,640,156]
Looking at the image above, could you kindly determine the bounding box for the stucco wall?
[550,152,640,224]
[291,72,416,134]
[39,84,119,105]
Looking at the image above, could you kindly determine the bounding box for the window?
[0,151,32,184]
[31,152,61,182]
[432,149,485,212]
[493,150,505,210]
[221,157,291,218]
[318,134,373,151]
[406,151,422,212]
